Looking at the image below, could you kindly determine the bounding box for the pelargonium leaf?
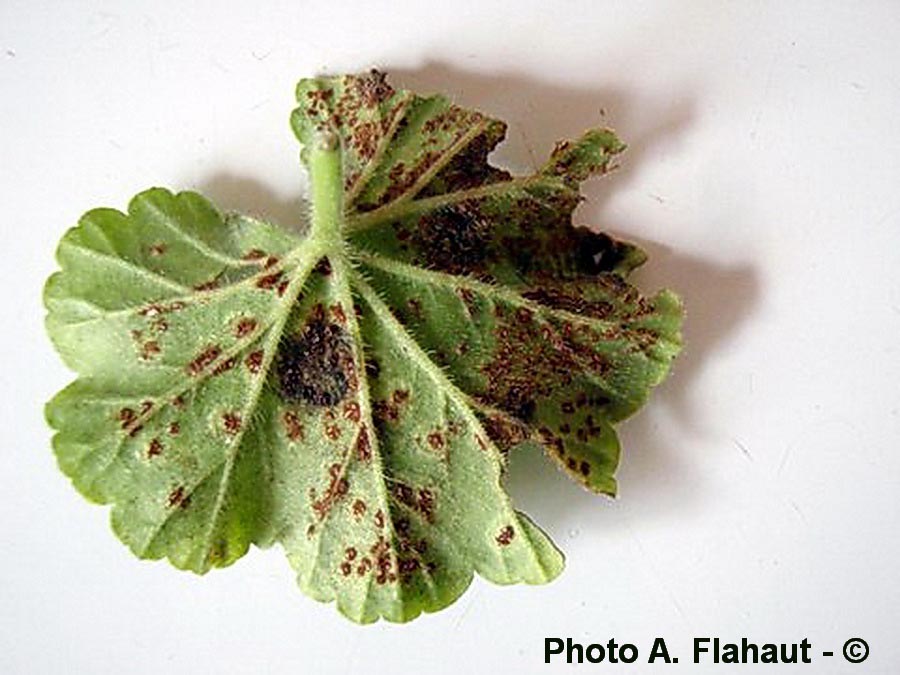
[45,70,682,623]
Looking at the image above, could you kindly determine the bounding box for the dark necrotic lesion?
[276,312,354,406]
[415,203,490,274]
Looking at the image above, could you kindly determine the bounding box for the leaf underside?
[45,70,682,623]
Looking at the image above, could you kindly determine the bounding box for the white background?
[2,1,899,673]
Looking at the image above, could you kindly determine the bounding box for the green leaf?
[45,70,682,623]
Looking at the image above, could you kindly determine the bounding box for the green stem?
[308,131,344,249]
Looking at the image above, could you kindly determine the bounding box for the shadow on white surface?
[197,62,760,536]
[200,173,310,236]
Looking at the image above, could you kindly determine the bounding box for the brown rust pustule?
[352,69,394,108]
[480,412,530,453]
[282,410,304,441]
[187,344,222,376]
[496,525,515,546]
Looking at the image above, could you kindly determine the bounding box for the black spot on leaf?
[276,312,355,406]
[415,203,489,274]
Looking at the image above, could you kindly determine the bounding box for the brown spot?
[345,547,357,561]
[172,395,186,409]
[426,431,445,451]
[211,356,237,376]
[242,248,266,261]
[343,401,360,422]
[481,414,529,452]
[330,303,347,325]
[580,461,591,476]
[245,350,264,374]
[305,86,333,109]
[349,120,379,160]
[222,412,242,435]
[312,463,350,520]
[538,427,565,458]
[371,401,395,426]
[325,424,341,441]
[394,484,414,505]
[584,415,605,438]
[168,421,180,436]
[264,255,279,269]
[256,270,284,291]
[187,344,222,375]
[352,499,367,518]
[282,410,304,441]
[148,242,167,256]
[193,278,219,292]
[139,301,186,317]
[398,558,420,576]
[356,557,373,576]
[138,305,160,318]
[167,486,190,509]
[522,285,615,320]
[370,535,395,585]
[127,424,144,438]
[372,389,409,426]
[374,509,385,529]
[313,257,332,276]
[340,561,352,576]
[458,287,478,315]
[355,425,372,461]
[354,68,394,107]
[496,525,515,546]
[147,437,163,458]
[392,483,436,524]
[276,279,289,296]
[140,340,161,360]
[117,407,137,430]
[234,317,258,338]
[417,489,435,522]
